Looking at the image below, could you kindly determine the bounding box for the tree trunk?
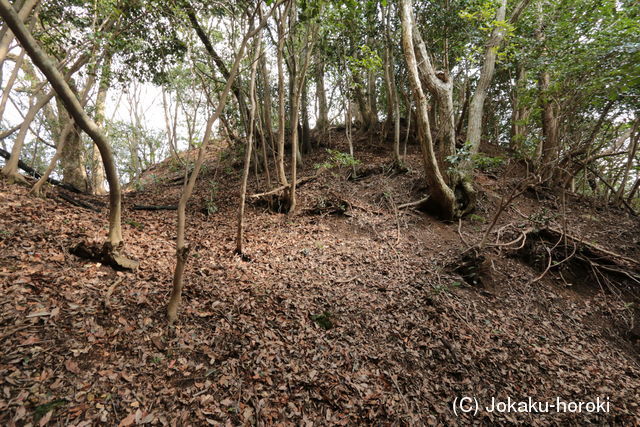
[345,98,355,176]
[2,88,54,183]
[259,38,275,158]
[288,16,316,214]
[167,2,281,324]
[236,35,261,255]
[301,80,311,154]
[276,3,290,186]
[315,53,329,137]
[30,121,73,196]
[0,47,25,123]
[382,5,401,165]
[92,52,111,195]
[0,0,125,252]
[467,0,507,155]
[58,96,88,192]
[413,24,476,214]
[399,0,457,219]
[351,74,370,130]
[538,69,559,180]
[510,63,529,150]
[0,0,36,66]
[288,66,301,212]
[455,77,470,139]
[615,119,639,205]
[162,89,180,160]
[536,7,559,182]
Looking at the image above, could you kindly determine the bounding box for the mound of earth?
[1,134,639,425]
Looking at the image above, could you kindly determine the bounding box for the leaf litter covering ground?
[1,138,640,425]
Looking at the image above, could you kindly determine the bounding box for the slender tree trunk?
[288,19,316,214]
[538,69,559,179]
[289,70,301,212]
[467,0,507,154]
[456,77,470,138]
[2,88,54,182]
[30,121,73,196]
[615,119,639,204]
[365,35,378,133]
[0,0,36,66]
[301,81,311,154]
[367,74,377,132]
[0,47,25,123]
[236,36,261,254]
[510,63,529,150]
[536,6,559,181]
[162,89,180,160]
[276,4,290,186]
[382,5,401,165]
[346,99,356,177]
[255,108,271,188]
[259,39,275,157]
[127,84,144,185]
[0,0,127,253]
[167,2,282,323]
[403,97,411,160]
[393,85,401,164]
[345,74,354,161]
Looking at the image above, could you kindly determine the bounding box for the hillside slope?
[1,135,640,425]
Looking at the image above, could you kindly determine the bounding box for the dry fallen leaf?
[38,409,53,426]
[118,412,136,427]
[64,359,81,375]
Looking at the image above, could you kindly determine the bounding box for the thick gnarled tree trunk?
[57,97,88,192]
[401,0,475,216]
[399,0,457,219]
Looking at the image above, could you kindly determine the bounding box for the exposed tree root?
[0,147,83,193]
[533,227,639,271]
[449,249,494,288]
[70,241,139,271]
[3,172,29,186]
[398,195,430,210]
[514,227,640,296]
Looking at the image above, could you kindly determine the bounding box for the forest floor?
[1,131,640,426]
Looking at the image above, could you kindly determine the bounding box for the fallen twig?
[58,192,101,212]
[398,195,430,209]
[249,175,317,199]
[104,277,124,308]
[132,205,178,211]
